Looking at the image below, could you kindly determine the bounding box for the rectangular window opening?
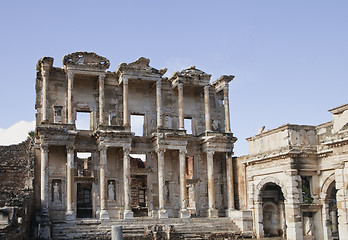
[76,112,91,130]
[131,115,144,136]
[186,156,194,179]
[77,152,92,177]
[130,154,147,168]
[184,118,192,134]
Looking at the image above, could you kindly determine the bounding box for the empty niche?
[184,118,192,134]
[53,106,63,123]
[76,111,91,130]
[76,152,92,177]
[131,115,145,136]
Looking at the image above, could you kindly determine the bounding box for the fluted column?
[226,152,235,217]
[41,64,50,123]
[99,147,109,219]
[157,149,168,218]
[204,85,211,132]
[123,77,129,127]
[207,150,218,218]
[67,71,74,124]
[66,146,75,220]
[179,149,190,218]
[223,84,231,133]
[123,147,134,219]
[156,79,163,128]
[178,82,184,130]
[99,74,105,125]
[40,144,49,213]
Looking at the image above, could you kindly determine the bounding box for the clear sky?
[0,1,347,156]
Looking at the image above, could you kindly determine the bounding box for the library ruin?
[0,52,347,239]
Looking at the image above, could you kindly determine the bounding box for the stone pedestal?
[208,208,218,218]
[179,209,190,218]
[100,210,110,220]
[123,209,134,219]
[158,209,168,219]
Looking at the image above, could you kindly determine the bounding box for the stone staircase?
[52,217,246,239]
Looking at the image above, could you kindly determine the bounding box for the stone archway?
[254,177,287,238]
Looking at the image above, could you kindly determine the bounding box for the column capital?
[204,85,210,91]
[41,144,49,152]
[123,147,131,155]
[123,76,128,85]
[66,145,74,153]
[99,74,106,81]
[99,146,108,154]
[179,149,187,155]
[156,147,166,154]
[156,78,162,86]
[67,71,74,79]
[206,149,215,155]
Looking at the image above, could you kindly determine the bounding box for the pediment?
[63,52,110,70]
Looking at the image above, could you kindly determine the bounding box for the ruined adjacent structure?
[239,104,348,239]
[34,52,239,238]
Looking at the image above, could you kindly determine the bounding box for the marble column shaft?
[157,149,165,210]
[178,82,184,130]
[123,148,131,211]
[40,145,49,213]
[99,74,105,125]
[226,153,235,211]
[99,147,109,219]
[41,65,50,122]
[67,71,74,124]
[123,77,129,127]
[179,149,190,218]
[156,79,163,128]
[223,84,231,133]
[66,147,74,220]
[207,150,215,209]
[204,85,211,131]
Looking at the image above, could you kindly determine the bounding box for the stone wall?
[0,138,35,239]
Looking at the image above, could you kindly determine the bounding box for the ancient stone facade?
[33,52,237,238]
[239,104,348,240]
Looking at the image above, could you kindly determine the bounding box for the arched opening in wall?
[327,181,339,239]
[261,183,286,238]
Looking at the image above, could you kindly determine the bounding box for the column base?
[66,211,75,221]
[179,209,190,218]
[123,209,134,219]
[99,210,110,220]
[208,208,218,218]
[158,209,168,219]
[225,208,235,218]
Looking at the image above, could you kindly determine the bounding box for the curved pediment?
[63,52,110,70]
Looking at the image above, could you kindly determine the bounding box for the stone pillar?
[99,147,109,219]
[41,64,50,123]
[178,82,184,130]
[206,150,218,218]
[226,152,235,217]
[334,163,348,237]
[40,144,49,213]
[223,84,231,133]
[123,147,134,219]
[67,71,74,124]
[156,79,163,128]
[66,146,75,221]
[284,170,303,240]
[99,74,105,125]
[157,149,168,218]
[321,200,331,240]
[204,85,211,132]
[179,149,190,218]
[123,77,129,127]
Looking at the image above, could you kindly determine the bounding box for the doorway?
[77,183,93,218]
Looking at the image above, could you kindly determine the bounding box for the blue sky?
[0,1,347,155]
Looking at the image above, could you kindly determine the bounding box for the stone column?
[123,77,129,127]
[206,150,218,218]
[334,162,348,237]
[223,84,231,133]
[123,147,134,219]
[67,71,74,124]
[99,147,109,219]
[157,149,168,218]
[66,146,75,221]
[40,144,49,213]
[226,152,235,217]
[204,85,211,132]
[179,149,190,218]
[156,79,163,128]
[178,82,184,130]
[41,64,50,123]
[99,74,105,125]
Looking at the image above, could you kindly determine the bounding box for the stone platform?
[51,217,250,239]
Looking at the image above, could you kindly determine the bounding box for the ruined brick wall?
[0,138,35,239]
[233,156,247,210]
